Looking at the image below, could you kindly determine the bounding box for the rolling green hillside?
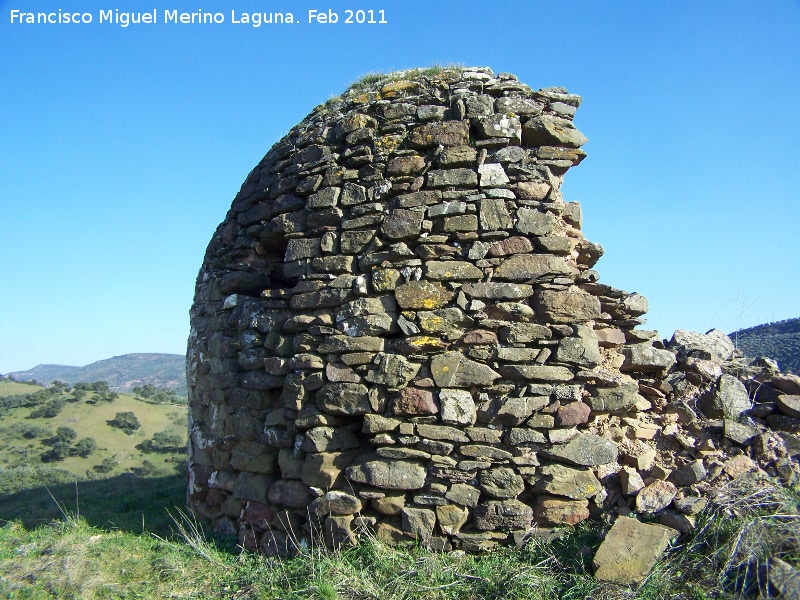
[0,380,187,480]
[0,380,42,397]
[732,317,800,374]
[6,353,187,396]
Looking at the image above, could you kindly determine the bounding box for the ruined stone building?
[187,67,800,554]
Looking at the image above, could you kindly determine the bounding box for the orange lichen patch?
[381,80,420,98]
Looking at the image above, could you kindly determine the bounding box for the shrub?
[132,460,158,477]
[49,380,70,392]
[133,385,183,405]
[93,456,118,474]
[20,424,49,439]
[72,437,97,458]
[28,398,65,418]
[54,427,77,443]
[136,431,185,453]
[40,442,71,462]
[108,411,140,434]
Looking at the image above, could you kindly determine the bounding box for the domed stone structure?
[186,67,799,554]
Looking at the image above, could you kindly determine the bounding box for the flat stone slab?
[542,433,618,466]
[431,351,500,388]
[345,458,426,490]
[593,516,678,584]
[777,395,800,419]
[494,254,577,281]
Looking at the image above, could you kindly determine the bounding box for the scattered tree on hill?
[133,384,158,398]
[38,428,97,461]
[108,411,141,434]
[133,384,183,405]
[136,431,185,453]
[99,391,118,402]
[132,460,158,477]
[41,444,70,462]
[49,380,71,392]
[94,456,118,474]
[72,437,97,458]
[28,398,65,419]
[55,427,77,443]
[20,424,50,439]
[39,428,77,462]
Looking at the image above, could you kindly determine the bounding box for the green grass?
[344,64,466,96]
[0,380,42,398]
[0,386,186,477]
[0,470,797,599]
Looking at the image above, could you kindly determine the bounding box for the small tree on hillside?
[108,411,141,435]
[55,426,77,443]
[50,380,70,392]
[94,456,118,474]
[72,437,97,458]
[28,398,65,418]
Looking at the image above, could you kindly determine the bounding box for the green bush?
[93,456,118,474]
[40,442,71,462]
[72,437,97,458]
[132,460,158,477]
[136,431,185,454]
[20,424,50,439]
[107,411,140,434]
[54,427,77,443]
[28,398,65,418]
[133,384,183,405]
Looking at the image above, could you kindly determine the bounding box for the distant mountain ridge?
[5,353,186,395]
[731,317,800,374]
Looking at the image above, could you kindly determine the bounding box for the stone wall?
[186,67,800,554]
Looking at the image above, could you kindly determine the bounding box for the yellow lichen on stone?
[381,80,420,98]
[421,298,439,309]
[374,135,403,154]
[342,113,372,131]
[410,336,441,347]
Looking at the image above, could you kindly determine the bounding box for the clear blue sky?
[1,0,798,373]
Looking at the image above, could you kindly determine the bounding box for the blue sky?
[1,0,798,373]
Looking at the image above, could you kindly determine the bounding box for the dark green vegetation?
[132,383,186,405]
[107,411,142,435]
[732,317,800,374]
[5,352,187,396]
[0,469,797,599]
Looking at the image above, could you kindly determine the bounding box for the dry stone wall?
[187,67,800,554]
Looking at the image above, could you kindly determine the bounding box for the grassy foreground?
[0,468,798,599]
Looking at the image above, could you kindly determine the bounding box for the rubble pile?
[186,67,799,556]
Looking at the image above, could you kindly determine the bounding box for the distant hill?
[731,317,800,374]
[6,353,186,395]
[5,364,80,385]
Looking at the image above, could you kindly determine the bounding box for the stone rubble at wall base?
[186,67,800,575]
